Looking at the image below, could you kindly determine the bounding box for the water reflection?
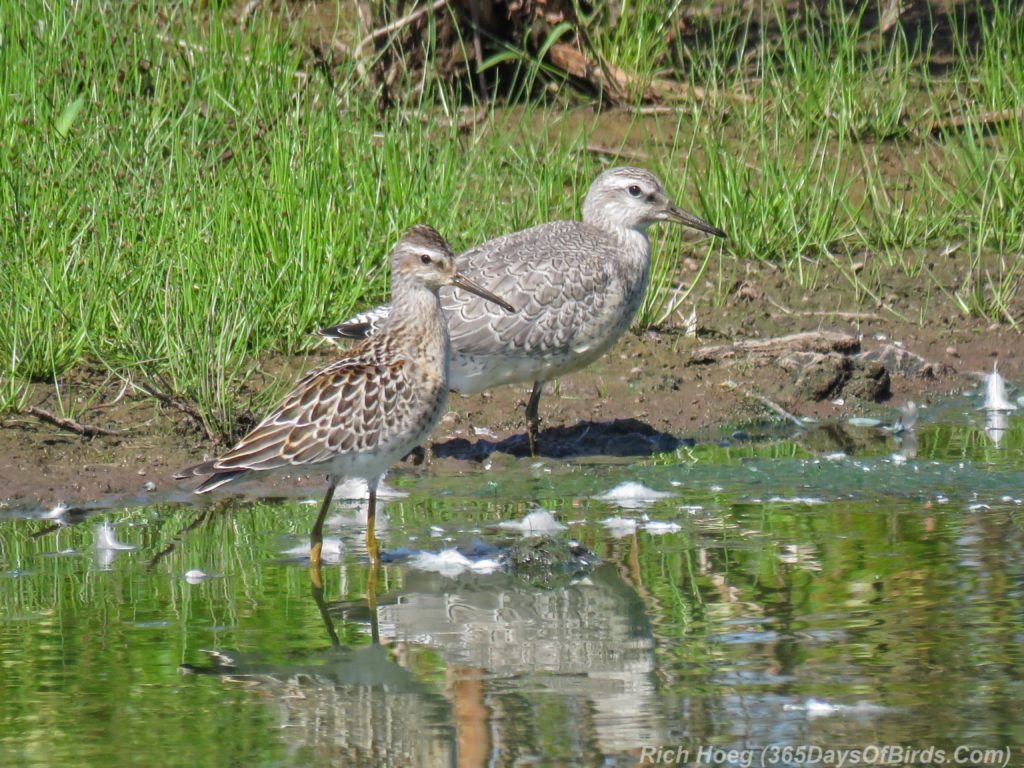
[182,560,662,765]
[985,410,1010,446]
[2,410,1024,766]
[181,637,455,765]
[375,563,663,756]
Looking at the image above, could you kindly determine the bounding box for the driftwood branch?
[547,43,632,103]
[547,43,752,105]
[690,331,860,365]
[926,106,1024,136]
[24,406,121,437]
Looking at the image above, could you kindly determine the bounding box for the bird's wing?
[203,355,415,474]
[443,222,620,356]
[317,306,392,341]
[315,221,624,357]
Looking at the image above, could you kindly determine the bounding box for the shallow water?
[2,398,1023,767]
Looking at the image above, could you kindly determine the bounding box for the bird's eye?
[627,185,642,197]
[420,254,432,265]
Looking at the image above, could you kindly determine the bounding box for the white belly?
[449,339,617,394]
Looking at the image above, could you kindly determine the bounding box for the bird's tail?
[316,321,372,341]
[315,305,391,341]
[174,462,246,494]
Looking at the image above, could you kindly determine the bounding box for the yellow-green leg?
[310,480,337,571]
[365,481,380,566]
[310,570,340,646]
[526,381,543,456]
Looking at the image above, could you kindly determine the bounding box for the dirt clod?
[845,361,891,402]
[791,354,852,402]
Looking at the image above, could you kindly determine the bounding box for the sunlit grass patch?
[1,0,1022,434]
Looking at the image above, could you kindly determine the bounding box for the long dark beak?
[450,272,515,313]
[666,204,727,238]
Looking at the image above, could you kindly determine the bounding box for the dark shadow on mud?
[432,417,688,460]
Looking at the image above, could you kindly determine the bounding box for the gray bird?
[319,167,726,451]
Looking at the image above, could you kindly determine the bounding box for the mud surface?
[1,259,1020,509]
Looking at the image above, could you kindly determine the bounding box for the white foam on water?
[594,481,674,510]
[408,549,501,577]
[643,521,682,535]
[601,516,638,537]
[497,509,566,536]
[282,538,344,564]
[784,698,891,718]
[94,522,136,551]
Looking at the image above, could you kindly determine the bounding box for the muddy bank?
[1,259,1020,510]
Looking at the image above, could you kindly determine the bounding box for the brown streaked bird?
[319,166,726,451]
[175,225,515,567]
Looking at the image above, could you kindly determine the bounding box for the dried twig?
[926,106,1024,136]
[139,382,216,442]
[586,143,650,162]
[878,0,906,34]
[763,293,880,321]
[547,43,752,106]
[772,310,882,321]
[85,378,132,412]
[690,331,861,365]
[25,406,121,437]
[634,105,699,116]
[352,0,449,61]
[722,380,805,428]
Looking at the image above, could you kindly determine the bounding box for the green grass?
[1,0,1022,435]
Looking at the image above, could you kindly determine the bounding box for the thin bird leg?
[310,480,337,570]
[310,575,341,647]
[526,381,543,455]
[365,478,380,567]
[367,563,381,645]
